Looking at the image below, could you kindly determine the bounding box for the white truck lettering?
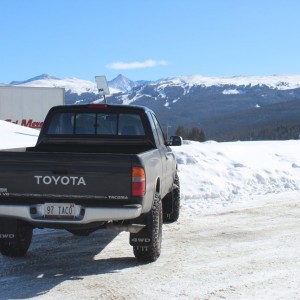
[34,175,86,186]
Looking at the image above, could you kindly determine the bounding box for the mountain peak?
[115,74,127,80]
[10,74,60,85]
[108,74,137,92]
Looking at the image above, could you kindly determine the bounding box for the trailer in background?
[0,86,65,129]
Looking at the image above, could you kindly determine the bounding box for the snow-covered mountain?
[108,74,138,92]
[12,75,101,95]
[9,73,300,97]
[106,74,300,140]
[11,73,300,96]
[10,74,60,85]
[161,74,300,90]
[115,73,300,104]
[9,73,148,96]
[6,73,300,141]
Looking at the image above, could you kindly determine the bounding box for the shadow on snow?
[0,228,140,299]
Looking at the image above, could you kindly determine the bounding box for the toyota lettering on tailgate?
[34,175,86,186]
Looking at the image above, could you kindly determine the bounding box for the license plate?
[44,203,76,218]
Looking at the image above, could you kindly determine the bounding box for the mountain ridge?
[8,73,300,94]
[10,74,60,85]
[6,73,300,141]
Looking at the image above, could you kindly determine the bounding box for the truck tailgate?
[0,151,133,204]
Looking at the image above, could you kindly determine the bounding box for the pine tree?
[175,126,206,142]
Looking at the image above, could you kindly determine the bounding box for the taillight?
[132,167,145,196]
[87,104,108,108]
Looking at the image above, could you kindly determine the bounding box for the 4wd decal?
[0,188,9,196]
[130,238,151,243]
[0,234,15,239]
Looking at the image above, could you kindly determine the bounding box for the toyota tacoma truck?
[0,104,181,262]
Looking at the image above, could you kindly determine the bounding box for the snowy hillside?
[119,73,300,102]
[163,73,300,90]
[106,75,300,141]
[112,73,300,106]
[11,74,121,95]
[20,77,121,95]
[9,73,300,98]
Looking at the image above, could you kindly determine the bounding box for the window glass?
[152,114,166,145]
[75,113,97,134]
[97,113,117,135]
[147,112,159,144]
[47,112,74,134]
[119,113,145,136]
[47,111,145,136]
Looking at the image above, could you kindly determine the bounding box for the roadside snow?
[174,140,300,214]
[0,120,39,149]
[1,121,300,299]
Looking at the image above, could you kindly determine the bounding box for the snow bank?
[172,140,300,214]
[0,120,39,149]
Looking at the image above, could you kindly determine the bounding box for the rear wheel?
[0,220,33,257]
[131,193,162,262]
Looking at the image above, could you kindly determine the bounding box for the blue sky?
[1,0,300,83]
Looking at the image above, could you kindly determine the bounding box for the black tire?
[0,221,33,257]
[133,193,162,262]
[163,174,180,223]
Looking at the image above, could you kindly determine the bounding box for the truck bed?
[28,138,155,154]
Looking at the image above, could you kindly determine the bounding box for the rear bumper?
[0,204,142,225]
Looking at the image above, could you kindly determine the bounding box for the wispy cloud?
[106,59,168,70]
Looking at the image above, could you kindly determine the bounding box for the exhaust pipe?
[106,223,145,234]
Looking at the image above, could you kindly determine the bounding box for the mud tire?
[0,220,32,257]
[133,193,162,262]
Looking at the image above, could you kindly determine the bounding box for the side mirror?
[168,135,183,146]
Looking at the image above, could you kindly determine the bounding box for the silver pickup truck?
[0,104,181,262]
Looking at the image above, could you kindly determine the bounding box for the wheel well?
[155,178,161,194]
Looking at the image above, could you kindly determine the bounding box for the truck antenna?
[95,76,110,104]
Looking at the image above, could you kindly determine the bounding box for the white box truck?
[0,86,65,129]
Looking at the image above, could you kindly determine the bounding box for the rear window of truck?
[47,112,145,136]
